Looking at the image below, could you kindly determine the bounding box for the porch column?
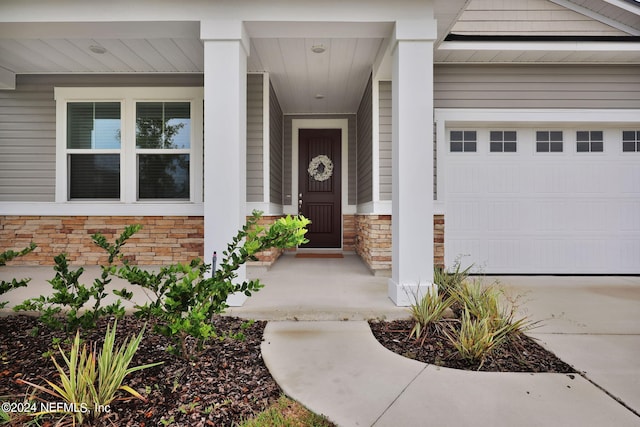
[388,20,437,306]
[201,21,249,305]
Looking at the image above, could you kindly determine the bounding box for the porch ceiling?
[1,0,639,110]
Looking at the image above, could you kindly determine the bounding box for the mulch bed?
[0,314,577,426]
[369,319,576,373]
[0,315,280,427]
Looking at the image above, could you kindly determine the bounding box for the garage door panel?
[444,125,640,274]
[619,201,640,231]
[620,165,640,193]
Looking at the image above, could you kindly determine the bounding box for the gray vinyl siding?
[434,64,640,109]
[0,84,55,201]
[269,81,283,204]
[356,75,373,204]
[283,114,356,206]
[246,74,264,203]
[0,74,203,203]
[379,81,392,201]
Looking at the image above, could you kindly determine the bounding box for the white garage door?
[444,127,640,274]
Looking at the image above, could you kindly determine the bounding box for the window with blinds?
[66,102,121,199]
[136,102,191,200]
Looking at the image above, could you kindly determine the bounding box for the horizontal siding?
[452,0,626,36]
[434,64,640,109]
[379,81,392,201]
[0,74,204,203]
[0,84,56,201]
[246,74,264,203]
[269,81,283,204]
[357,75,373,204]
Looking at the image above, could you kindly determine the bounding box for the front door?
[298,129,342,248]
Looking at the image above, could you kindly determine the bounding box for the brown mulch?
[0,315,280,427]
[0,314,577,426]
[369,319,576,373]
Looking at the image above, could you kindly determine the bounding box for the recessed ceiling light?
[311,44,326,54]
[89,45,107,54]
[315,94,325,99]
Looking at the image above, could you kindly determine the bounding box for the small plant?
[444,307,511,368]
[0,242,36,309]
[408,287,453,345]
[18,320,161,425]
[14,227,138,335]
[118,211,310,359]
[433,260,472,299]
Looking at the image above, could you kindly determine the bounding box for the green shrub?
[118,211,310,359]
[433,261,472,299]
[14,226,138,335]
[409,287,452,345]
[0,242,36,309]
[444,307,511,368]
[18,320,161,425]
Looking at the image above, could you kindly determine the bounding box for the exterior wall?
[0,216,203,266]
[269,81,284,204]
[434,64,640,109]
[356,75,373,204]
[355,214,444,274]
[355,214,392,274]
[248,214,286,266]
[0,79,55,202]
[247,73,264,203]
[343,214,356,252]
[0,74,203,203]
[283,114,356,206]
[378,81,392,201]
[451,0,627,36]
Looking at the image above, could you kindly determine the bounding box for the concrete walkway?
[2,257,640,426]
[253,265,640,426]
[262,321,639,427]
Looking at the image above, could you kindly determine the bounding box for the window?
[66,102,121,199]
[136,102,191,199]
[536,131,563,152]
[577,131,603,152]
[490,131,517,152]
[623,131,640,152]
[450,130,477,152]
[56,87,203,204]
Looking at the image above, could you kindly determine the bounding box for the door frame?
[289,118,350,250]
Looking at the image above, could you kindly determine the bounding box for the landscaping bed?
[0,315,281,426]
[369,319,576,373]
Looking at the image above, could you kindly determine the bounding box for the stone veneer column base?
[355,214,445,278]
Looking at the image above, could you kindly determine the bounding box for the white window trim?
[54,87,204,215]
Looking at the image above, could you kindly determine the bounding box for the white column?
[388,20,437,306]
[201,20,249,306]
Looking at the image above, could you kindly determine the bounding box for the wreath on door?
[307,155,334,182]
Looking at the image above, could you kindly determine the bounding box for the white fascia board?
[603,0,640,16]
[439,41,640,52]
[549,0,640,36]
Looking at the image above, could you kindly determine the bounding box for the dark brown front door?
[298,129,341,248]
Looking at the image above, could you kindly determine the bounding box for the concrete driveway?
[495,275,640,417]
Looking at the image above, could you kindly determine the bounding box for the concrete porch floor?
[229,253,409,321]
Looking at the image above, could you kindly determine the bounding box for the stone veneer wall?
[0,216,204,266]
[249,215,286,266]
[355,214,445,275]
[342,214,356,252]
[1,214,445,272]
